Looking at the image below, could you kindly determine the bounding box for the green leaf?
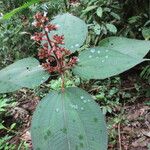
[142,27,150,40]
[94,24,101,35]
[0,58,49,93]
[103,8,111,12]
[99,37,150,59]
[73,37,150,79]
[128,16,141,24]
[96,7,103,18]
[106,23,117,34]
[2,0,40,20]
[73,47,142,79]
[10,123,16,130]
[0,99,9,112]
[48,13,88,52]
[0,123,5,130]
[82,5,98,14]
[31,87,108,150]
[110,12,120,20]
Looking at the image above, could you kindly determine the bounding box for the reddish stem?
[44,30,62,73]
[44,30,65,91]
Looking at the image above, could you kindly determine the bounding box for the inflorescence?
[31,12,78,74]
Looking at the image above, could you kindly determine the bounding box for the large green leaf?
[0,58,49,93]
[2,0,40,20]
[48,13,88,52]
[73,37,150,79]
[31,87,108,150]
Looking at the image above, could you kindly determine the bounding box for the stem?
[61,73,65,92]
[44,30,62,72]
[3,126,18,134]
[44,30,53,48]
[94,34,103,46]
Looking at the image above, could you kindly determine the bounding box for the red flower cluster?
[31,12,78,74]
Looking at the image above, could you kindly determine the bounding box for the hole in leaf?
[26,67,31,72]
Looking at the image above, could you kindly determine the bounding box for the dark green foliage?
[77,0,149,45]
[78,0,121,45]
[1,0,40,20]
[0,0,29,12]
[0,18,36,67]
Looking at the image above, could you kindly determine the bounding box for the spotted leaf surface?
[49,13,88,52]
[0,58,49,93]
[31,87,108,150]
[73,47,144,79]
[73,37,150,79]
